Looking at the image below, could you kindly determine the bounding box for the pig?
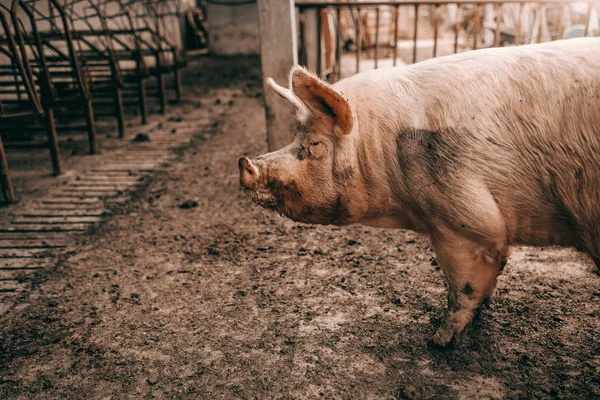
[238,38,600,347]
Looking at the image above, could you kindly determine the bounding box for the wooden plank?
[0,258,52,269]
[72,179,140,184]
[0,240,67,249]
[80,171,141,176]
[48,192,113,198]
[138,137,190,142]
[0,280,27,293]
[21,209,106,217]
[75,172,141,178]
[59,185,130,191]
[152,133,195,139]
[90,164,157,170]
[0,249,55,258]
[90,166,156,172]
[112,150,168,155]
[0,232,71,241]
[0,269,37,280]
[66,184,135,189]
[43,198,103,204]
[0,224,90,233]
[30,203,106,211]
[50,191,120,198]
[121,145,176,149]
[0,232,71,242]
[132,135,190,141]
[13,216,101,224]
[158,122,211,129]
[106,197,128,204]
[100,158,167,163]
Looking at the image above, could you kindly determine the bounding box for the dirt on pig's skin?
[1,57,599,399]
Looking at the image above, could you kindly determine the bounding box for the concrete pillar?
[257,0,298,151]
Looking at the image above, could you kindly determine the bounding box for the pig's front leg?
[429,228,508,347]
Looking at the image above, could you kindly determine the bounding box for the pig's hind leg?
[429,228,508,347]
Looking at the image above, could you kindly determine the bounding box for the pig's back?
[431,39,600,250]
[342,39,600,250]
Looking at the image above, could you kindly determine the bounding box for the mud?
[0,56,599,399]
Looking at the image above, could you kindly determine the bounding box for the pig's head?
[239,67,363,225]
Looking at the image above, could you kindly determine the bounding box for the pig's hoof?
[428,332,452,348]
[428,328,466,348]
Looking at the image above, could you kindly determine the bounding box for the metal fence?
[296,0,598,80]
[0,0,188,203]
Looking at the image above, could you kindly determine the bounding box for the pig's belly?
[360,214,428,233]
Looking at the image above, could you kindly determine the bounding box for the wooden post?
[0,137,15,203]
[433,4,439,57]
[584,2,593,37]
[114,87,125,139]
[515,3,523,45]
[413,4,419,63]
[494,4,503,47]
[474,4,482,50]
[393,6,399,66]
[454,4,462,54]
[44,108,62,176]
[374,7,380,69]
[302,9,319,72]
[257,0,298,152]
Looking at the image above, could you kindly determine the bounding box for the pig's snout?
[238,156,260,188]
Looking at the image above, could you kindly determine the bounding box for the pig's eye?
[310,141,321,147]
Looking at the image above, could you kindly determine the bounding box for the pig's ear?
[291,67,354,136]
[265,77,309,117]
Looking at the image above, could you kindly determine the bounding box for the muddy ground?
[1,56,599,399]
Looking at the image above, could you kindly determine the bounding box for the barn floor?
[1,56,599,399]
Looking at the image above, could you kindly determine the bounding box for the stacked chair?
[16,0,99,154]
[0,0,187,204]
[0,1,63,194]
[126,0,186,113]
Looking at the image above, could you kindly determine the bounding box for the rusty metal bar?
[584,1,593,37]
[374,7,380,69]
[44,107,62,176]
[557,3,566,39]
[296,0,571,6]
[413,4,419,63]
[432,4,439,57]
[473,4,482,50]
[317,7,322,76]
[393,5,399,66]
[49,0,91,98]
[0,137,15,203]
[454,3,461,53]
[336,6,341,79]
[298,8,306,65]
[494,3,503,47]
[0,10,42,114]
[537,3,545,43]
[19,3,58,104]
[515,2,523,44]
[356,7,361,73]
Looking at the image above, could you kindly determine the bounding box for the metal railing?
[0,0,189,202]
[296,0,598,79]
